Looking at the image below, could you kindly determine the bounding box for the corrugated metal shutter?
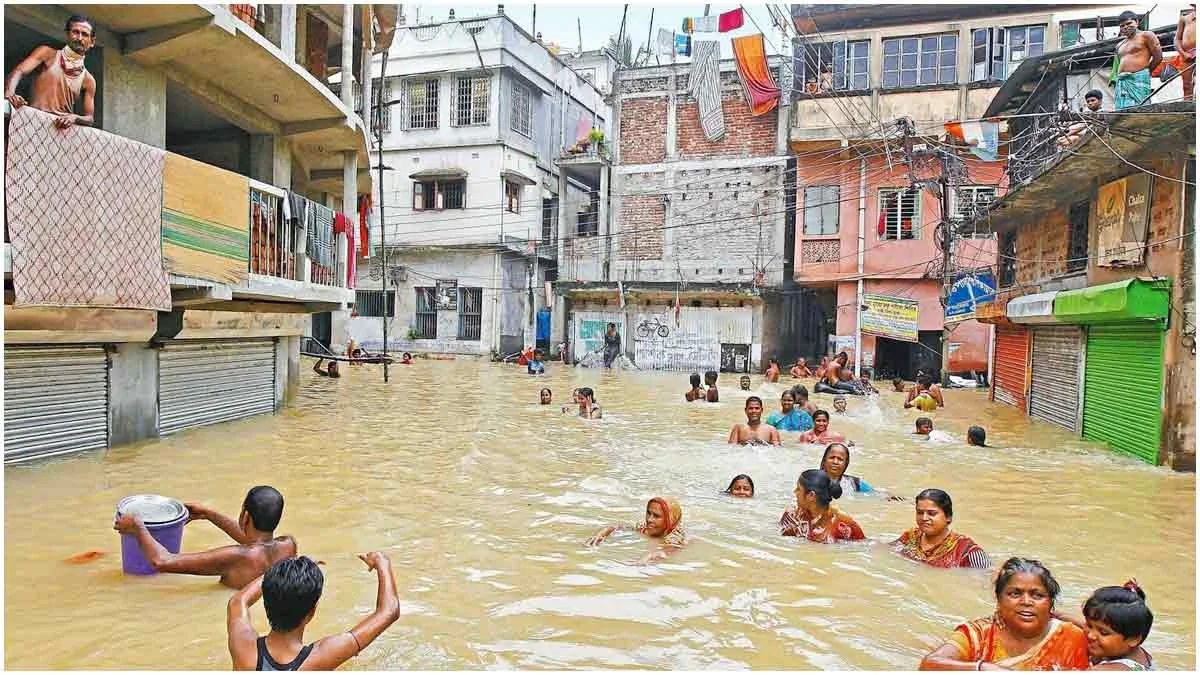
[992,326,1029,410]
[1028,326,1084,432]
[159,339,277,435]
[1082,323,1164,464]
[4,346,109,463]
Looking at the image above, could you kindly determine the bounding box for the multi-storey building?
[347,9,609,358]
[3,4,388,461]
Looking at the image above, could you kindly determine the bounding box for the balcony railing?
[249,185,297,280]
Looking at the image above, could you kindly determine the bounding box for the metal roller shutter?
[1028,326,1084,432]
[1082,323,1164,464]
[991,326,1030,411]
[159,339,277,435]
[4,346,109,463]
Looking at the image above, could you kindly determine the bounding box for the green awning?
[1052,278,1170,324]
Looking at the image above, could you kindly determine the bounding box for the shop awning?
[1007,291,1061,324]
[1052,278,1170,324]
[409,168,468,180]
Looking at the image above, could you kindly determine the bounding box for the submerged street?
[5,362,1195,670]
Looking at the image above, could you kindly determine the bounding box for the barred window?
[414,288,437,339]
[452,75,491,127]
[413,180,465,210]
[457,287,483,340]
[372,80,394,134]
[505,181,521,214]
[355,290,395,317]
[404,78,439,130]
[879,188,921,240]
[510,80,532,137]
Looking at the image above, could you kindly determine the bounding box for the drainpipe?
[854,156,866,378]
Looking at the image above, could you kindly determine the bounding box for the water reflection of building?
[973,47,1195,470]
[3,4,393,462]
[346,10,612,359]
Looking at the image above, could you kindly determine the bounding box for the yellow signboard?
[861,293,920,342]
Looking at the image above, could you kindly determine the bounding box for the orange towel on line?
[732,34,780,117]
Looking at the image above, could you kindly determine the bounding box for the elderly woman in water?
[919,557,1089,670]
[780,469,864,543]
[818,443,903,501]
[587,496,686,563]
[892,489,988,569]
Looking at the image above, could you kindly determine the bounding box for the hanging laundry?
[681,17,694,34]
[657,28,675,55]
[675,34,692,57]
[718,8,745,32]
[944,120,1000,161]
[334,211,356,288]
[308,203,336,267]
[732,34,780,116]
[692,15,719,33]
[691,40,726,141]
[357,194,372,258]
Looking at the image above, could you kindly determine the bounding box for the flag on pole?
[675,34,692,56]
[718,8,745,32]
[944,121,1000,161]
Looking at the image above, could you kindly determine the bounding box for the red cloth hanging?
[718,8,744,32]
[357,194,371,258]
[878,194,898,237]
[334,212,356,288]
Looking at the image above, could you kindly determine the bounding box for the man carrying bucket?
[113,485,296,589]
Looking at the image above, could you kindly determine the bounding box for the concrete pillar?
[108,343,159,446]
[599,165,610,279]
[101,51,166,148]
[284,335,302,403]
[341,4,356,110]
[278,4,298,63]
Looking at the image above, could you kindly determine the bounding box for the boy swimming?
[113,486,296,589]
[226,552,400,670]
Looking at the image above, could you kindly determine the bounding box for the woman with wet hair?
[892,489,988,569]
[723,474,755,498]
[919,557,1089,670]
[586,496,686,563]
[779,469,864,543]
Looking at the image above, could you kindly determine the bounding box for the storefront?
[976,297,1028,411]
[158,339,278,435]
[3,346,110,462]
[1009,291,1085,433]
[1054,278,1170,464]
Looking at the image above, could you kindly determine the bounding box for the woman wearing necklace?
[892,489,989,569]
[779,469,865,543]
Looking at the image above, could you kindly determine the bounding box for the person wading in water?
[5,15,98,129]
[602,323,622,368]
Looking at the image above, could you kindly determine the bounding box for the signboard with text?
[945,270,997,323]
[861,293,919,342]
[1095,174,1152,267]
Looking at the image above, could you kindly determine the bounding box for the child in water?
[832,394,848,414]
[400,352,413,365]
[586,497,687,563]
[739,375,752,391]
[539,388,553,405]
[704,370,720,402]
[1056,581,1155,670]
[723,474,755,498]
[527,349,545,375]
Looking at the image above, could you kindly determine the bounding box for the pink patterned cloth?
[6,106,171,310]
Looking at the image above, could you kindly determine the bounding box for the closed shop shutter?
[991,326,1030,410]
[159,339,277,435]
[1082,323,1164,464]
[1028,326,1084,432]
[4,346,109,463]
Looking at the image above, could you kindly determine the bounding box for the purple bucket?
[116,495,189,576]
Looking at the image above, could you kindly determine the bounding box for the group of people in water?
[571,361,1157,671]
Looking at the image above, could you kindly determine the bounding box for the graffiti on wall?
[632,313,721,372]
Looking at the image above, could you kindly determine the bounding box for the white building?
[349,10,611,358]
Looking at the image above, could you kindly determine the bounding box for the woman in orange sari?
[893,489,990,569]
[586,496,686,562]
[779,469,865,543]
[920,557,1090,671]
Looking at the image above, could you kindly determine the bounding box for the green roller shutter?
[1082,323,1164,464]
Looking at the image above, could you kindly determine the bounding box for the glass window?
[413,180,466,211]
[884,33,956,88]
[509,80,532,138]
[803,186,840,236]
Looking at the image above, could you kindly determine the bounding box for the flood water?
[5,360,1196,670]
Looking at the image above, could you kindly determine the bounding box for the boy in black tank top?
[227,553,400,671]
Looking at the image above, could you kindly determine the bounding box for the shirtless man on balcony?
[4,15,97,129]
[1177,5,1196,101]
[1114,11,1163,110]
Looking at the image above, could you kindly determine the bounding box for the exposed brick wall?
[1149,159,1181,255]
[671,167,782,268]
[619,192,665,260]
[619,98,667,165]
[676,94,778,160]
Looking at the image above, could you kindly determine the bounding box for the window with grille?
[952,186,998,230]
[803,186,840,235]
[452,75,491,127]
[413,179,465,210]
[999,231,1017,287]
[355,290,395,317]
[505,181,521,214]
[883,33,957,88]
[404,78,439,130]
[414,287,437,339]
[510,80,532,137]
[542,197,558,244]
[371,80,394,134]
[577,195,599,237]
[1067,200,1089,272]
[879,188,921,240]
[794,40,869,93]
[457,287,483,340]
[972,25,1046,81]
